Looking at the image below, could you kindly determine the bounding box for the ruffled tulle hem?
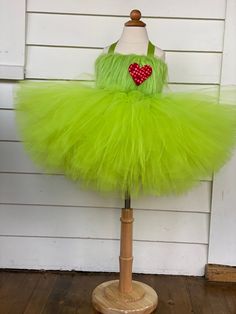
[15,81,236,198]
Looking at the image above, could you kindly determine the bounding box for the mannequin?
[103,10,165,59]
[92,10,159,314]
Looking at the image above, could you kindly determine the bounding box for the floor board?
[0,270,235,314]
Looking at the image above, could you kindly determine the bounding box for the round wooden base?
[92,280,158,314]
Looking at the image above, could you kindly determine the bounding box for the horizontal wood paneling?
[0,110,18,141]
[0,65,24,80]
[27,14,224,51]
[0,173,211,212]
[25,47,222,83]
[0,0,25,79]
[27,0,226,19]
[209,152,236,266]
[26,47,97,80]
[166,84,219,94]
[208,0,236,269]
[132,185,211,212]
[0,83,16,109]
[167,53,221,83]
[0,237,207,275]
[0,142,39,172]
[0,205,209,244]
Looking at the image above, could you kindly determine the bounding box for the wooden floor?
[0,270,236,314]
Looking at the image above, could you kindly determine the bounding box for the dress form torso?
[103,26,165,60]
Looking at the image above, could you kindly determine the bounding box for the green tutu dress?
[16,41,236,197]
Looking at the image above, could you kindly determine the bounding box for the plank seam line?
[0,171,212,183]
[0,171,63,176]
[21,78,219,86]
[167,82,220,86]
[24,78,95,82]
[26,11,225,21]
[23,77,220,85]
[0,140,20,143]
[0,202,210,214]
[26,44,223,54]
[0,234,208,245]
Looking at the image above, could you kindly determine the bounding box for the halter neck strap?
[108,41,118,54]
[147,41,155,56]
[108,41,155,56]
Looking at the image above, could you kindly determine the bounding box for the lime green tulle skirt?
[16,81,236,198]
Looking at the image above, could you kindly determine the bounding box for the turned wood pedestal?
[92,206,158,314]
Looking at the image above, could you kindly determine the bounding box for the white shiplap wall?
[0,0,25,79]
[0,0,229,275]
[209,0,236,267]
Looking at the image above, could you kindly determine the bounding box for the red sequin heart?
[128,63,153,86]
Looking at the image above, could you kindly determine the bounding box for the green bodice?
[95,41,168,95]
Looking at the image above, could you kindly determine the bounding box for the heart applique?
[128,63,153,86]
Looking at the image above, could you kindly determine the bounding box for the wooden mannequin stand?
[92,193,158,314]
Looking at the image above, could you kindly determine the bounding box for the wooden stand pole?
[119,207,133,294]
[92,194,158,314]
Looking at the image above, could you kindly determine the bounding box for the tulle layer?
[16,82,236,198]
